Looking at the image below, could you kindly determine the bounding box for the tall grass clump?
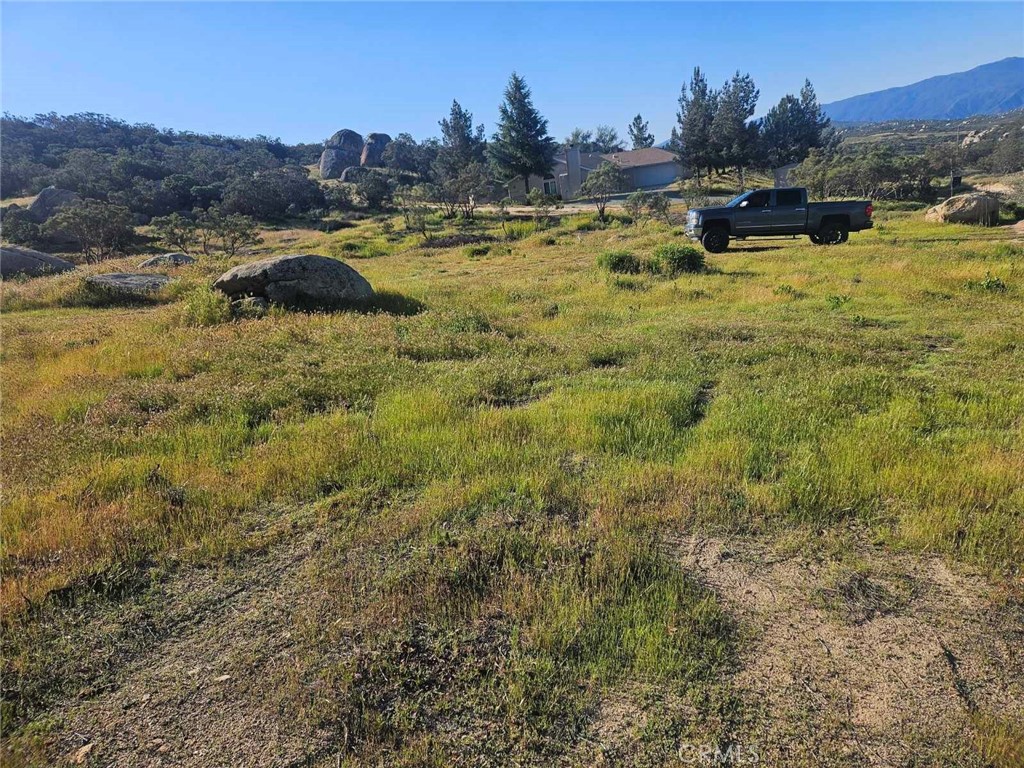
[597,250,640,274]
[179,284,233,326]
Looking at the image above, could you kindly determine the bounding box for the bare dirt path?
[44,529,339,768]
[669,533,1024,766]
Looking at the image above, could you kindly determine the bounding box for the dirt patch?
[669,533,1024,766]
[21,529,340,768]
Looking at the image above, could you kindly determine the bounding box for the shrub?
[0,207,45,247]
[652,243,704,275]
[356,173,394,210]
[221,167,325,220]
[179,285,233,327]
[42,199,135,262]
[597,250,640,274]
[464,245,491,258]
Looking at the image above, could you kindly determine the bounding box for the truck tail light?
[865,203,874,218]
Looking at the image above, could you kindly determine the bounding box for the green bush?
[652,243,704,275]
[180,285,233,327]
[597,250,640,274]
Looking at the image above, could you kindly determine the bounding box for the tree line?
[669,68,835,188]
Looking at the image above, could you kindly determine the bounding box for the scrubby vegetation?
[2,203,1022,765]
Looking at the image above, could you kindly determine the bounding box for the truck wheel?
[818,222,848,245]
[701,228,729,253]
[809,234,823,245]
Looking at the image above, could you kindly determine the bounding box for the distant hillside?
[824,57,1024,122]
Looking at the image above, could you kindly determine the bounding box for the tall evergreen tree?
[435,100,486,180]
[488,73,557,194]
[670,67,719,186]
[759,79,834,168]
[709,72,760,187]
[628,114,655,149]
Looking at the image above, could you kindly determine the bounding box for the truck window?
[746,191,771,207]
[775,189,803,207]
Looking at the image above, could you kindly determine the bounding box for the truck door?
[734,190,772,234]
[771,188,806,234]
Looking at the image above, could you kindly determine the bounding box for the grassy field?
[2,206,1023,766]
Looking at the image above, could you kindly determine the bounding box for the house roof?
[601,147,679,168]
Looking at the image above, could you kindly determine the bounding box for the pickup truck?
[685,187,873,253]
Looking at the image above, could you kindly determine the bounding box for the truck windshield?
[725,192,752,208]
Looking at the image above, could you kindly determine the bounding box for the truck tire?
[809,233,823,245]
[701,227,729,253]
[818,222,848,245]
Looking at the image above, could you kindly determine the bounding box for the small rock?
[138,252,196,268]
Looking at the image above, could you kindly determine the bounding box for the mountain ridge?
[824,57,1024,122]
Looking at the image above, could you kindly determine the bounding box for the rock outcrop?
[213,254,373,310]
[924,193,1000,226]
[360,133,392,168]
[0,246,76,279]
[27,187,82,222]
[319,130,364,179]
[138,253,196,268]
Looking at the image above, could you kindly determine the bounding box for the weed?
[966,272,1009,293]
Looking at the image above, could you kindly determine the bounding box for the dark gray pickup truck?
[685,187,873,253]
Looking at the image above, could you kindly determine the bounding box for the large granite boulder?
[924,193,1000,226]
[319,148,350,180]
[325,129,364,151]
[28,187,82,222]
[360,133,392,168]
[213,254,373,310]
[138,252,196,268]
[0,246,76,279]
[319,129,364,179]
[85,273,173,294]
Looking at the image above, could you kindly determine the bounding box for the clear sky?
[2,2,1022,145]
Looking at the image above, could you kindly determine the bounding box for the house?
[504,146,685,201]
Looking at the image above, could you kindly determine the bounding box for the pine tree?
[670,67,719,187]
[709,72,759,188]
[435,100,486,181]
[760,79,834,168]
[628,114,655,149]
[488,73,557,194]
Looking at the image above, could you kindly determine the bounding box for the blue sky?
[2,2,1022,145]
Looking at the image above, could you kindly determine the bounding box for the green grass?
[1,209,1022,763]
